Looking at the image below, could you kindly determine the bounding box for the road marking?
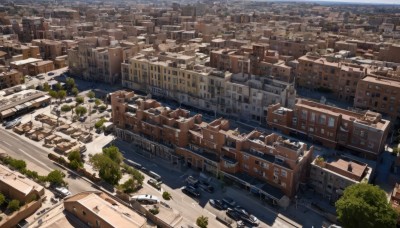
[18,149,52,171]
[0,141,11,147]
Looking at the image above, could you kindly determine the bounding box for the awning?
[0,108,16,118]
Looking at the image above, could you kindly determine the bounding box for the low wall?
[0,200,42,227]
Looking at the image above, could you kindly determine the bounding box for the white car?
[55,187,71,197]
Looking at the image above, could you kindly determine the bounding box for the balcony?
[184,145,220,163]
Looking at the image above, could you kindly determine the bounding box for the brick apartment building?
[296,53,366,101]
[354,74,400,119]
[21,17,48,42]
[68,38,123,84]
[112,90,313,206]
[310,155,373,201]
[0,70,23,89]
[267,99,390,160]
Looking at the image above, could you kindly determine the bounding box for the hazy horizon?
[262,0,400,4]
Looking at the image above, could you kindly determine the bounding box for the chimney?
[347,162,353,172]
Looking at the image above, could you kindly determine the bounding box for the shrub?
[7,200,20,212]
[162,191,172,200]
[0,193,5,206]
[196,216,208,228]
[149,207,159,215]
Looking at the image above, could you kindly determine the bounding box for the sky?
[268,0,400,4]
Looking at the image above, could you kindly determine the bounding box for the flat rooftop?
[0,164,44,196]
[65,192,146,228]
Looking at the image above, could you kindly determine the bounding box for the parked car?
[234,206,249,217]
[199,181,214,193]
[185,176,199,187]
[147,178,162,190]
[148,171,162,182]
[5,117,21,129]
[209,199,224,210]
[182,185,200,198]
[222,197,237,209]
[54,187,71,198]
[65,98,73,103]
[241,214,260,226]
[79,116,87,122]
[48,72,55,76]
[226,208,241,221]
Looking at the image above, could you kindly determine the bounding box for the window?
[82,210,86,216]
[281,170,287,178]
[301,110,308,120]
[328,117,335,127]
[309,127,314,132]
[243,155,249,160]
[310,112,315,122]
[319,115,326,124]
[321,128,325,134]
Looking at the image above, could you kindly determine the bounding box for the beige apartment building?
[0,164,45,204]
[64,191,146,228]
[68,39,123,84]
[296,53,366,101]
[0,69,23,89]
[267,99,390,160]
[268,37,318,59]
[111,91,313,205]
[122,52,296,123]
[310,155,373,201]
[354,74,400,119]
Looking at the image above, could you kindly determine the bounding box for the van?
[124,159,142,170]
[148,171,161,182]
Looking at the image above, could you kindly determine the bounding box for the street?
[114,139,300,228]
[0,127,96,195]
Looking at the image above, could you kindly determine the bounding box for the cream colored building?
[122,52,296,122]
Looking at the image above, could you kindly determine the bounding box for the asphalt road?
[0,127,96,195]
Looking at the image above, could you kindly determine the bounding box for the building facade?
[296,53,366,102]
[122,52,296,123]
[111,91,313,206]
[310,155,373,201]
[0,70,23,89]
[267,99,390,160]
[354,75,400,119]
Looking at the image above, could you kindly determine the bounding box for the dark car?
[222,197,237,209]
[209,199,224,210]
[182,185,200,198]
[199,181,214,193]
[234,206,249,217]
[5,117,21,129]
[226,208,241,221]
[48,72,55,76]
[79,116,87,122]
[65,98,73,103]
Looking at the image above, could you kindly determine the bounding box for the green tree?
[120,178,137,193]
[99,105,107,112]
[0,193,5,206]
[68,150,82,165]
[49,90,58,100]
[55,82,62,91]
[336,183,398,228]
[47,170,66,186]
[94,99,102,107]
[75,106,87,117]
[87,90,95,99]
[90,154,122,185]
[7,200,20,212]
[95,118,106,129]
[75,96,84,104]
[196,216,208,228]
[43,82,50,92]
[9,159,26,171]
[66,77,75,89]
[57,90,67,102]
[162,191,171,200]
[71,87,79,96]
[61,104,72,113]
[102,146,123,164]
